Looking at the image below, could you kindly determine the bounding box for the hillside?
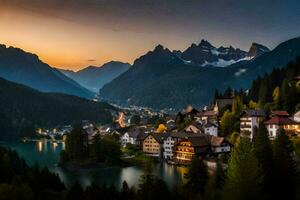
[0,44,94,99]
[99,37,300,111]
[0,78,114,139]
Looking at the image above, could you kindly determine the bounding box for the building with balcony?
[240,109,265,140]
[173,135,210,165]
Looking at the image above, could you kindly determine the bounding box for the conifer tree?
[253,122,273,198]
[222,137,263,200]
[272,128,299,200]
[205,162,225,200]
[184,158,208,198]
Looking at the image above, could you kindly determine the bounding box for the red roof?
[271,111,290,117]
[198,110,217,117]
[265,116,297,125]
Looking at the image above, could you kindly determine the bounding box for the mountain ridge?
[0,44,94,99]
[59,61,131,92]
[99,37,300,111]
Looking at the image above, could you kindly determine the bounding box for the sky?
[0,0,300,71]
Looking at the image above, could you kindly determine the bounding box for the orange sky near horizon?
[0,4,202,71]
[1,1,299,71]
[0,6,147,70]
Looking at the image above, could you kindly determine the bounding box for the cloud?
[87,59,96,62]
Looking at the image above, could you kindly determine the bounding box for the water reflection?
[1,140,187,189]
[37,141,43,152]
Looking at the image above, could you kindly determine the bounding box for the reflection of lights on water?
[62,142,65,150]
[37,141,43,152]
[176,166,188,182]
[52,142,58,151]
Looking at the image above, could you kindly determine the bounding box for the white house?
[120,132,133,147]
[210,136,231,154]
[240,110,265,140]
[120,127,146,147]
[265,111,300,139]
[163,132,185,160]
[203,122,218,136]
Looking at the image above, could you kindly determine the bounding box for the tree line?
[60,125,121,165]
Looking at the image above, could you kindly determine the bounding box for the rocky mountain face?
[99,37,300,111]
[0,44,94,99]
[180,40,249,67]
[59,61,131,92]
[248,43,270,58]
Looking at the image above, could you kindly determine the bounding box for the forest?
[0,78,114,140]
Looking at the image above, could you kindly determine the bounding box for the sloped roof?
[265,116,297,125]
[210,136,225,146]
[203,121,218,128]
[294,111,300,118]
[128,128,143,138]
[198,110,218,117]
[187,134,210,147]
[185,121,203,131]
[271,111,290,117]
[240,109,265,117]
[147,133,168,143]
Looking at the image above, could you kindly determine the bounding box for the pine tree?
[184,158,208,198]
[252,122,273,198]
[222,137,263,200]
[205,162,225,200]
[272,128,299,200]
[272,86,281,109]
[220,110,238,136]
[232,96,243,115]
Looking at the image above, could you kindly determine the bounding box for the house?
[163,132,187,160]
[240,110,265,140]
[120,127,147,147]
[197,110,218,123]
[210,136,231,155]
[184,122,203,134]
[203,121,218,136]
[265,111,300,139]
[142,133,166,157]
[213,99,233,115]
[173,135,211,165]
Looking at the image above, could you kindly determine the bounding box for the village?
[36,94,300,167]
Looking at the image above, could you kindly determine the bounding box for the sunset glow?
[0,0,299,70]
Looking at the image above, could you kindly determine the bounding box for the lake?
[0,140,187,189]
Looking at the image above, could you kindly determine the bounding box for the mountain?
[248,43,270,58]
[0,77,114,140]
[58,69,76,77]
[99,37,300,111]
[180,40,249,67]
[59,61,131,92]
[0,44,94,99]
